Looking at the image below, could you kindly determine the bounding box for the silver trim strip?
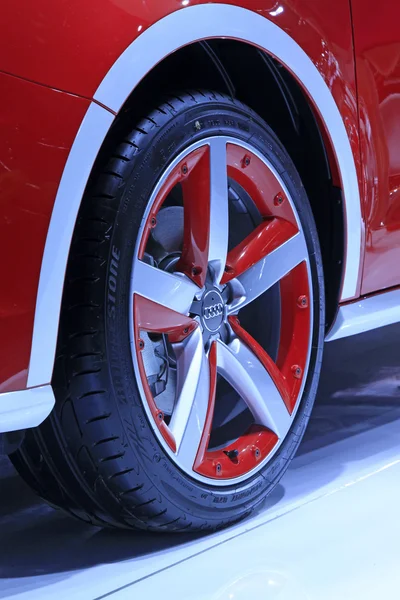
[28,4,362,389]
[0,385,55,433]
[27,103,114,388]
[325,289,400,341]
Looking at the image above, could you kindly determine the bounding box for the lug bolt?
[192,266,201,276]
[274,193,284,206]
[215,462,222,475]
[242,154,251,168]
[138,339,144,350]
[225,449,239,461]
[181,163,188,176]
[150,216,157,228]
[157,411,164,422]
[183,327,189,335]
[292,365,302,379]
[297,295,308,308]
[253,447,261,459]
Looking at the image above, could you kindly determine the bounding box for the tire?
[12,91,324,532]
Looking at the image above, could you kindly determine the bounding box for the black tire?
[11,91,324,532]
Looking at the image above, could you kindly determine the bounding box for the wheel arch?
[27,4,362,388]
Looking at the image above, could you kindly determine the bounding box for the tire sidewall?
[105,96,324,516]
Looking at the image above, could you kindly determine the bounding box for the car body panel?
[0,1,382,427]
[26,4,363,393]
[0,1,357,102]
[351,1,400,295]
[0,0,362,202]
[0,1,361,202]
[0,71,89,391]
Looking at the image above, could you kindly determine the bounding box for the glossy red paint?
[0,0,364,395]
[229,254,310,416]
[179,143,299,289]
[134,352,177,453]
[194,339,279,481]
[229,316,291,412]
[0,1,358,116]
[276,261,311,412]
[134,294,197,344]
[226,143,298,227]
[0,0,361,229]
[138,146,208,263]
[133,294,200,451]
[194,190,310,477]
[195,424,278,480]
[193,341,218,475]
[351,1,400,294]
[0,71,89,392]
[178,147,211,288]
[223,219,297,283]
[227,149,312,385]
[140,144,212,288]
[223,144,299,284]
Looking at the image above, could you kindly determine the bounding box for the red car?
[0,1,396,532]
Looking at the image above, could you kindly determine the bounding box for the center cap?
[201,289,225,332]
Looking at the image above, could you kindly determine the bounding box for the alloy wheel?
[130,136,312,486]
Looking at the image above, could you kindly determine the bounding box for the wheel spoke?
[131,259,198,315]
[208,137,229,284]
[179,147,210,287]
[178,139,229,287]
[216,338,291,440]
[169,328,213,472]
[131,138,312,483]
[228,232,308,313]
[223,218,297,282]
[228,315,292,412]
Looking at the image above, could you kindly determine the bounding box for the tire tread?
[11,90,324,532]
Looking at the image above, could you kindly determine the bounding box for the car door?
[351,1,400,294]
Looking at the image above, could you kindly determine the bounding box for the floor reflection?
[1,324,400,598]
[302,323,400,453]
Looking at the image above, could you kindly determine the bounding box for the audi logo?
[203,303,224,320]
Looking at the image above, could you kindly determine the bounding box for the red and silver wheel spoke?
[130,136,313,486]
[228,231,308,314]
[208,137,229,284]
[179,138,229,286]
[131,260,198,315]
[216,338,291,440]
[169,328,214,472]
[223,218,297,282]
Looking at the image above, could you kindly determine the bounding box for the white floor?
[2,326,400,600]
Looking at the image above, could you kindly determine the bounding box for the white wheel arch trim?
[0,386,55,433]
[27,3,362,390]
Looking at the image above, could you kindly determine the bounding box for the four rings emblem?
[203,303,224,320]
